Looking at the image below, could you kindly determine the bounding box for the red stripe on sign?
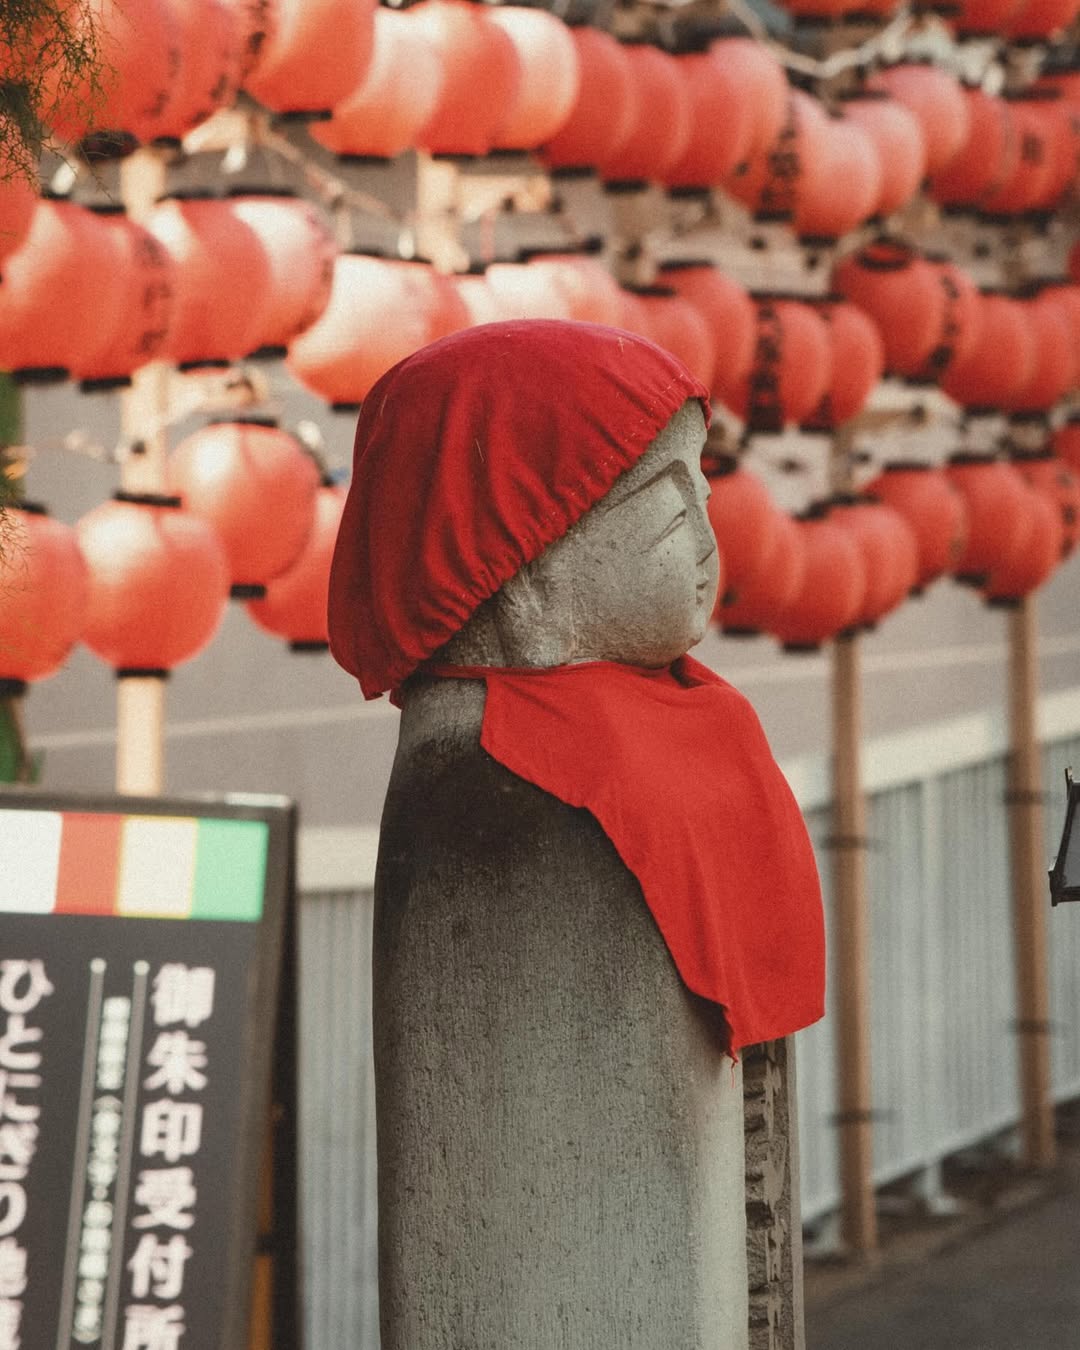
[55,812,124,915]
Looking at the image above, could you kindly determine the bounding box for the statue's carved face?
[550,400,718,666]
[435,399,717,670]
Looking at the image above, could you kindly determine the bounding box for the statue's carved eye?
[654,509,688,547]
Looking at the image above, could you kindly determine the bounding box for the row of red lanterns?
[4,422,1076,690]
[8,193,1076,429]
[23,1,1080,231]
[0,421,346,691]
[0,192,335,383]
[703,450,1080,648]
[835,241,1080,414]
[779,0,1079,41]
[284,246,1080,428]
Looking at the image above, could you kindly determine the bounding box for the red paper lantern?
[725,89,831,221]
[1030,98,1080,210]
[944,455,1035,584]
[840,94,926,219]
[1034,282,1080,377]
[43,0,181,148]
[717,509,806,636]
[539,27,637,172]
[832,240,944,380]
[227,193,336,355]
[0,198,127,381]
[803,298,884,430]
[1012,451,1080,558]
[863,462,968,591]
[71,208,175,389]
[596,44,692,184]
[980,97,1058,216]
[247,483,346,647]
[423,265,472,340]
[777,0,852,19]
[909,258,982,384]
[77,494,229,671]
[929,88,1016,210]
[151,0,243,142]
[1000,298,1074,414]
[483,262,574,320]
[729,296,832,431]
[230,0,279,80]
[709,38,788,167]
[1003,0,1080,39]
[146,194,272,368]
[796,117,881,240]
[522,250,623,327]
[0,177,36,264]
[868,64,970,176]
[982,487,1063,604]
[309,10,443,160]
[663,48,756,190]
[941,291,1034,411]
[1053,416,1080,472]
[411,0,521,157]
[0,503,88,686]
[168,418,319,593]
[704,459,781,605]
[448,270,509,325]
[953,0,1025,33]
[771,507,866,650]
[244,0,376,115]
[613,287,656,343]
[656,261,756,413]
[831,495,919,627]
[286,253,443,408]
[487,7,579,151]
[634,287,716,388]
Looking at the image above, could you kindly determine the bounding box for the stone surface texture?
[744,1038,805,1350]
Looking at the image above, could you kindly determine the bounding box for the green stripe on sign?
[191,819,269,922]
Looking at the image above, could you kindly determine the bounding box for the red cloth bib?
[426,655,825,1054]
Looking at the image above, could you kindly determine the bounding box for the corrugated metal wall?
[297,890,380,1350]
[798,733,1080,1224]
[296,734,1080,1345]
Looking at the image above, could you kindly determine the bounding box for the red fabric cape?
[426,655,826,1053]
[328,320,710,699]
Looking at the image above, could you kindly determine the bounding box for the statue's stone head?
[328,320,716,697]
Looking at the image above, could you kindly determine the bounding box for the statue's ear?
[494,558,574,665]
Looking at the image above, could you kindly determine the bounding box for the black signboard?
[0,788,299,1350]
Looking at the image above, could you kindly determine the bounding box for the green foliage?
[0,374,21,516]
[1,0,102,183]
[0,698,42,782]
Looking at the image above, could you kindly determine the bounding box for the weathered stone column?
[375,676,748,1349]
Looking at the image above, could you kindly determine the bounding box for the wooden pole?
[114,676,165,794]
[1006,596,1056,1167]
[831,631,878,1255]
[116,148,170,797]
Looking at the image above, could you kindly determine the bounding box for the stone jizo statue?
[328,320,825,1350]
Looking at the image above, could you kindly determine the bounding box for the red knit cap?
[328,319,711,697]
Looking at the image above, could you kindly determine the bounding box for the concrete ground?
[804,1114,1080,1350]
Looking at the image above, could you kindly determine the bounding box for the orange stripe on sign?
[55,812,124,915]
